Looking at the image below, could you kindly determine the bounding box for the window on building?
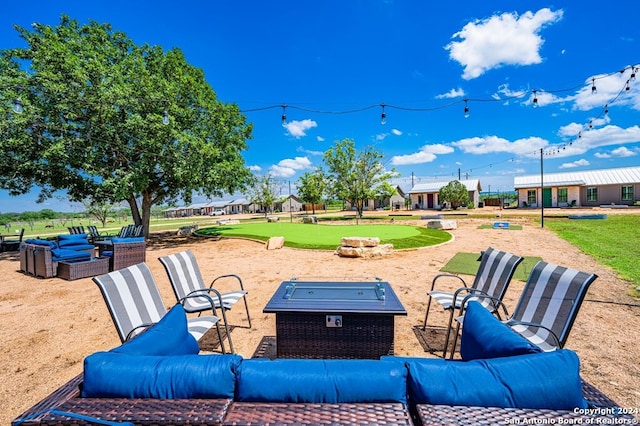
[558,188,568,203]
[587,187,598,202]
[527,190,536,205]
[622,185,633,201]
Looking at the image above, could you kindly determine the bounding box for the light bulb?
[13,98,24,114]
[380,112,386,125]
[162,110,170,125]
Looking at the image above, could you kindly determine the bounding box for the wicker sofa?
[13,304,635,426]
[20,236,95,278]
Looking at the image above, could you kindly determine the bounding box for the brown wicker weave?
[57,257,110,280]
[275,312,395,359]
[20,243,57,278]
[97,240,146,271]
[14,371,635,426]
[223,402,413,425]
[12,374,232,426]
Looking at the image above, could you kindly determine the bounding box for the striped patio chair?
[450,261,598,357]
[504,261,598,352]
[422,247,524,357]
[92,262,228,353]
[158,250,251,354]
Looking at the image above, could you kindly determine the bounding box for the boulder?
[266,236,285,250]
[335,243,393,258]
[340,236,380,248]
[426,220,457,230]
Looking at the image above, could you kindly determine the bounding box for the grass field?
[198,222,452,250]
[543,215,640,288]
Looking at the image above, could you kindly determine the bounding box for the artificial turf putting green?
[439,252,542,281]
[198,222,452,250]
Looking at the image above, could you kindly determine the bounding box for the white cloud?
[283,119,318,138]
[268,156,313,177]
[391,129,403,136]
[316,136,325,142]
[452,135,548,156]
[391,144,454,165]
[376,133,388,141]
[445,8,563,80]
[248,165,262,172]
[436,88,465,99]
[572,69,638,111]
[596,146,637,158]
[559,125,640,155]
[296,146,323,156]
[559,159,590,169]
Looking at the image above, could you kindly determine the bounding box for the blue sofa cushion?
[81,352,242,399]
[59,233,89,242]
[405,350,587,410]
[25,239,58,248]
[111,304,200,356]
[112,237,145,243]
[50,249,91,262]
[236,359,407,404]
[460,301,542,360]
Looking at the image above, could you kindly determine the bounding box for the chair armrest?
[125,323,154,341]
[181,289,225,315]
[458,291,510,319]
[429,273,468,292]
[210,273,246,291]
[505,320,562,349]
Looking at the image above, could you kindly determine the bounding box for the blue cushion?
[460,301,542,360]
[112,237,145,243]
[236,359,407,404]
[59,233,89,240]
[405,350,587,410]
[81,352,242,399]
[25,239,58,248]
[111,304,200,356]
[50,249,91,261]
[58,238,91,248]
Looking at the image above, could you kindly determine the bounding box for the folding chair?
[158,250,252,354]
[451,261,598,357]
[422,247,524,357]
[92,262,230,353]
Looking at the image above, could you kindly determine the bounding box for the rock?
[335,243,393,258]
[340,236,380,248]
[426,220,457,230]
[266,236,285,250]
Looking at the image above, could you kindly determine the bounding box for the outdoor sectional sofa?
[13,303,635,426]
[20,235,95,278]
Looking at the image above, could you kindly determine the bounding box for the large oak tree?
[0,16,253,236]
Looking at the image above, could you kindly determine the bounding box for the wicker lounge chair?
[92,262,227,351]
[422,247,524,357]
[0,228,24,252]
[159,250,252,353]
[451,260,598,356]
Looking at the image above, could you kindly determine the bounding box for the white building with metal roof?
[514,166,640,208]
[408,179,482,210]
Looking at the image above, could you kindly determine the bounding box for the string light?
[591,78,597,94]
[281,104,287,126]
[12,98,23,114]
[380,103,387,125]
[162,110,170,125]
[463,99,469,118]
[532,90,538,108]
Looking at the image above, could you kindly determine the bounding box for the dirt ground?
[1,210,639,424]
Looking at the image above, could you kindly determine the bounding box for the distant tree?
[438,180,470,210]
[323,139,396,222]
[376,181,398,209]
[82,197,115,227]
[0,16,253,238]
[247,174,278,215]
[297,168,328,214]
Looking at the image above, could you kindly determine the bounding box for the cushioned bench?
[12,304,635,426]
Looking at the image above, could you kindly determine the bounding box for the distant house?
[514,166,640,208]
[343,186,408,211]
[409,179,482,210]
[277,195,304,212]
[226,198,250,214]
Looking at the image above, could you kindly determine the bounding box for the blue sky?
[1,1,639,212]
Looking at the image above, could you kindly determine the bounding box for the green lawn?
[544,215,640,288]
[440,252,542,282]
[198,222,452,250]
